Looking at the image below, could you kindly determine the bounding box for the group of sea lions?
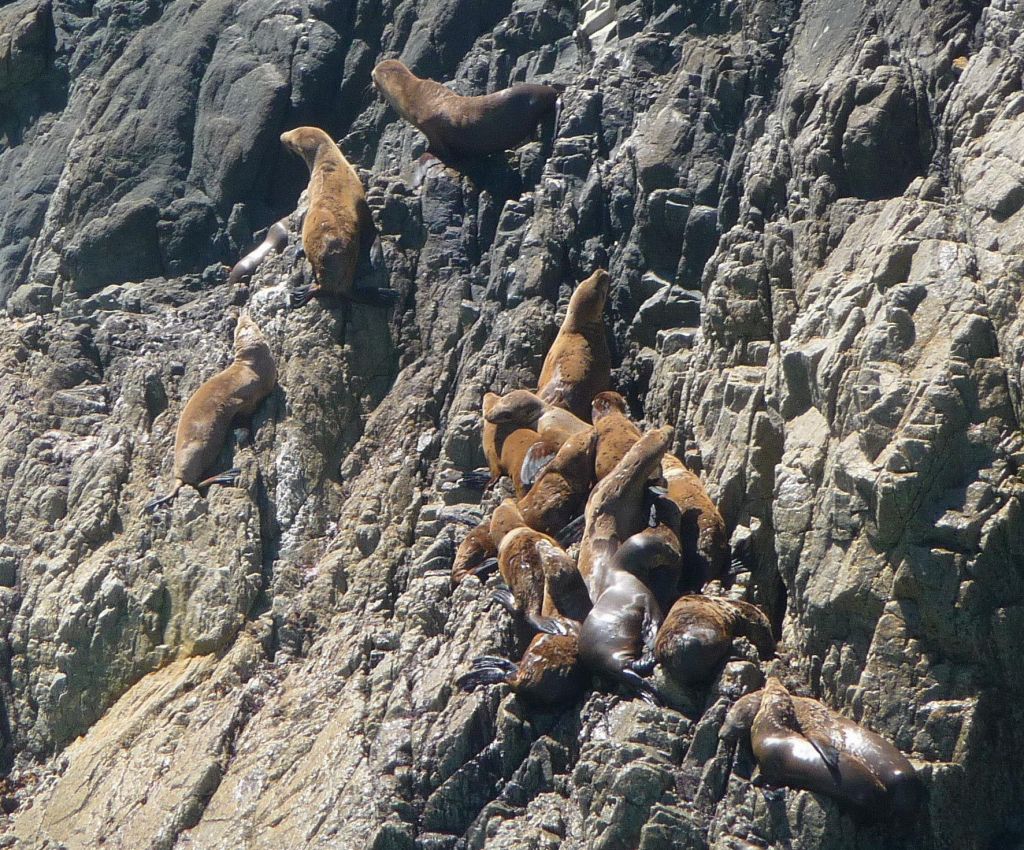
[141,58,922,821]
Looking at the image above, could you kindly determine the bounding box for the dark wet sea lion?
[227,218,289,284]
[655,595,774,685]
[720,677,923,818]
[146,314,276,511]
[457,630,587,706]
[537,269,612,421]
[372,59,559,160]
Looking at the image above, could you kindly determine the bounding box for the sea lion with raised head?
[227,218,289,284]
[719,677,923,818]
[537,269,612,421]
[485,388,589,448]
[574,428,675,703]
[372,59,560,160]
[457,630,587,706]
[654,595,774,685]
[146,314,277,511]
[280,126,395,307]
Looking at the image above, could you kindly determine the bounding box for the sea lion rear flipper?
[520,440,559,491]
[471,557,499,580]
[457,666,511,692]
[471,655,517,672]
[555,515,586,547]
[197,468,241,490]
[144,492,175,513]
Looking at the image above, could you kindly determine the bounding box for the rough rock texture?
[0,0,1022,847]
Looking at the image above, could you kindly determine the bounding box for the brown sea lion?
[371,59,559,160]
[477,391,556,497]
[227,218,289,284]
[491,523,591,634]
[537,269,612,421]
[515,427,597,540]
[280,127,395,307]
[451,521,498,585]
[661,452,729,589]
[591,392,729,589]
[457,630,587,706]
[591,391,642,480]
[654,595,774,685]
[146,314,276,512]
[720,677,923,818]
[485,388,589,447]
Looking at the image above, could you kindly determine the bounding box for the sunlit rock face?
[1,0,1023,847]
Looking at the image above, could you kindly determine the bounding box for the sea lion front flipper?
[470,655,517,672]
[457,665,512,692]
[520,440,559,491]
[804,731,843,783]
[620,669,664,706]
[289,283,318,309]
[470,557,499,580]
[554,515,586,547]
[524,614,573,636]
[491,586,519,615]
[459,469,496,490]
[144,492,175,513]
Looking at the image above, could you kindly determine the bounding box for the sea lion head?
[485,389,545,427]
[591,390,628,422]
[490,499,526,546]
[568,268,610,323]
[233,313,269,358]
[372,60,417,118]
[280,126,332,170]
[719,689,764,742]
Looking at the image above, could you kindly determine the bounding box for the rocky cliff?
[0,0,1022,846]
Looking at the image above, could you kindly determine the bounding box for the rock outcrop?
[0,0,1022,847]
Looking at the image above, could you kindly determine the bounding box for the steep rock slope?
[0,0,1022,847]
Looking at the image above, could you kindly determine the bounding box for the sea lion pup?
[537,269,612,421]
[371,59,559,160]
[146,314,277,512]
[279,126,395,307]
[227,218,289,284]
[515,427,598,540]
[591,392,728,589]
[485,389,589,447]
[457,630,587,706]
[720,677,923,818]
[654,596,774,685]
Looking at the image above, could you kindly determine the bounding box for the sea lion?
[280,127,394,307]
[457,630,587,706]
[591,391,642,480]
[591,392,729,589]
[485,388,589,447]
[654,595,774,685]
[574,428,675,703]
[537,269,612,421]
[515,427,597,539]
[490,521,591,634]
[451,521,499,585]
[146,314,277,511]
[720,677,923,818]
[227,218,289,284]
[371,59,559,160]
[475,391,557,497]
[577,426,673,591]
